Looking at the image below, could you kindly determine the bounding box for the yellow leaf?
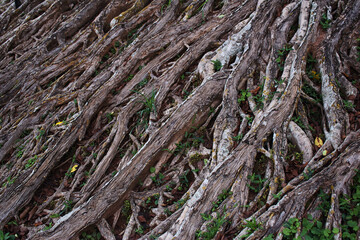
[70,164,78,173]
[315,137,323,148]
[55,121,63,126]
[322,150,328,156]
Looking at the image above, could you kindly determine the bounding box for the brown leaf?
[28,206,38,221]
[348,95,356,100]
[19,206,31,220]
[250,86,260,95]
[137,215,146,223]
[34,222,42,227]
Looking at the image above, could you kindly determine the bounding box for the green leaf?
[332,228,339,234]
[316,221,322,228]
[211,60,222,72]
[347,220,357,228]
[323,228,330,237]
[283,228,291,236]
[304,235,313,240]
[150,167,156,173]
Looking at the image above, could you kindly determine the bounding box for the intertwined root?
[0,0,359,239]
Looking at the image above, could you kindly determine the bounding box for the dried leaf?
[315,137,323,148]
[55,121,63,126]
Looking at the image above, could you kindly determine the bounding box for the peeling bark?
[0,0,360,239]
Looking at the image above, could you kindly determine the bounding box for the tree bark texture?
[0,0,360,239]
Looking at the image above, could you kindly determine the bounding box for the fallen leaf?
[250,86,261,95]
[55,121,63,126]
[348,95,356,100]
[315,137,323,148]
[137,215,146,223]
[34,222,42,227]
[322,150,328,156]
[70,164,78,173]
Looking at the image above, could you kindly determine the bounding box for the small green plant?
[164,208,172,216]
[196,211,227,240]
[0,231,15,240]
[134,89,157,129]
[110,47,116,54]
[50,213,60,218]
[165,184,173,191]
[121,200,132,222]
[291,116,306,129]
[272,191,282,199]
[303,168,314,180]
[191,136,204,148]
[145,194,160,207]
[169,131,204,156]
[263,234,274,240]
[209,106,215,114]
[239,218,262,239]
[232,134,243,142]
[282,215,339,240]
[161,0,171,13]
[25,155,37,169]
[211,189,232,212]
[179,169,190,187]
[285,143,304,163]
[338,170,360,239]
[237,89,251,104]
[320,13,331,29]
[247,173,267,193]
[149,234,159,240]
[43,222,53,231]
[61,200,73,215]
[282,217,300,238]
[175,198,187,209]
[200,213,212,221]
[2,176,16,188]
[306,53,317,65]
[302,82,322,103]
[253,88,265,110]
[7,221,17,226]
[135,77,148,90]
[135,226,144,235]
[182,89,191,99]
[105,112,114,123]
[246,116,253,125]
[126,24,142,46]
[80,229,101,240]
[274,78,284,87]
[124,74,134,82]
[211,60,222,72]
[36,128,45,140]
[343,100,354,110]
[276,45,293,71]
[151,172,165,186]
[16,145,24,158]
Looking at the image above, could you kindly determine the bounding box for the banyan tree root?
[0,0,360,239]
